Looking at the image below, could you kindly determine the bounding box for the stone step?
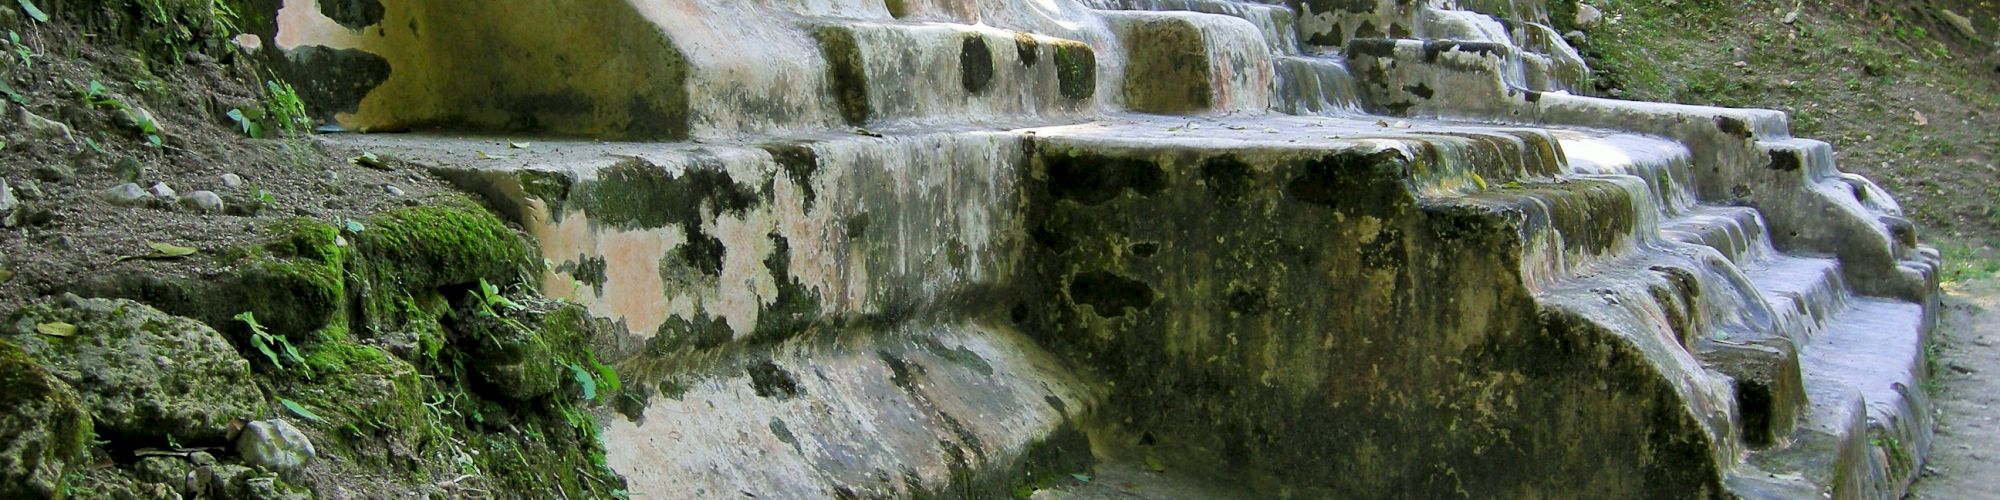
[1737,298,1932,499]
[599,320,1098,498]
[1099,10,1275,114]
[803,20,1099,127]
[1081,0,1302,55]
[1661,205,1773,265]
[1272,54,1363,115]
[1739,255,1851,345]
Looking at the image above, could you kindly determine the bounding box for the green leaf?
[0,81,25,106]
[343,220,365,233]
[17,0,47,23]
[146,242,198,258]
[35,321,75,337]
[566,362,597,401]
[279,398,326,424]
[278,337,305,365]
[1143,455,1166,473]
[1070,473,1092,482]
[250,334,280,367]
[226,108,256,137]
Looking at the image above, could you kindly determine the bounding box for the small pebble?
[148,182,177,200]
[222,173,244,189]
[383,185,405,197]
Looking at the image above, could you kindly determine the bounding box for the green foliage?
[236,311,308,373]
[564,362,596,401]
[280,397,327,423]
[5,31,36,71]
[229,78,313,139]
[81,80,164,147]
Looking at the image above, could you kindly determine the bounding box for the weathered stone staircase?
[259,0,1938,497]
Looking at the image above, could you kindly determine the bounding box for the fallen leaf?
[1071,473,1092,482]
[351,152,389,170]
[476,151,512,160]
[344,220,366,233]
[509,141,531,149]
[148,242,197,257]
[36,322,75,337]
[1144,455,1166,473]
[279,398,326,424]
[1913,110,1928,126]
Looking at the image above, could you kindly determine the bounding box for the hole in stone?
[1068,270,1157,318]
[1736,380,1775,448]
[961,35,994,94]
[1129,242,1160,257]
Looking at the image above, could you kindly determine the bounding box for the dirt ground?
[0,8,457,313]
[1912,276,2000,498]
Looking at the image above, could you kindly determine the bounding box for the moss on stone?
[814,26,871,125]
[1117,19,1210,112]
[0,338,92,499]
[1051,41,1096,101]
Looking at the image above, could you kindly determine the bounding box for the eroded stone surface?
[291,0,1940,497]
[5,295,263,444]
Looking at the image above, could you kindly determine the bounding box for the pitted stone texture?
[236,419,317,475]
[5,295,263,443]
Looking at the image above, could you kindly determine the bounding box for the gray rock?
[148,182,177,201]
[5,295,264,442]
[383,184,405,196]
[101,183,151,208]
[235,419,316,475]
[12,106,73,143]
[221,173,244,189]
[180,191,224,214]
[135,456,198,496]
[1574,3,1603,30]
[0,179,17,215]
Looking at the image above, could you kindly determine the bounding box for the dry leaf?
[1913,110,1928,126]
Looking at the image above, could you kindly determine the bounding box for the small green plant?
[235,311,307,371]
[230,78,313,139]
[82,80,165,147]
[266,79,310,134]
[6,31,35,70]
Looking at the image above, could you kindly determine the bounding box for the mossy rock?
[287,341,426,449]
[231,219,348,341]
[455,297,606,402]
[350,200,539,338]
[0,338,92,498]
[5,295,263,444]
